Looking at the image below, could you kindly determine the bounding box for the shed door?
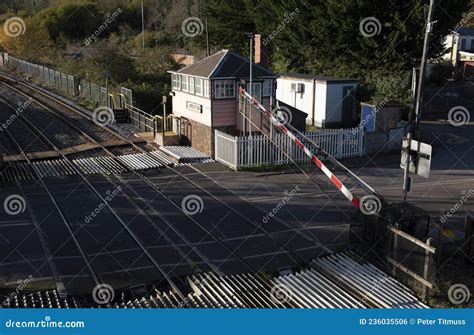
[342,86,354,127]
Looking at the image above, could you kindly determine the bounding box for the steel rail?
[0,83,189,302]
[1,73,337,278]
[0,98,103,290]
[0,78,264,281]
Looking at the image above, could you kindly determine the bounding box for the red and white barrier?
[239,88,361,209]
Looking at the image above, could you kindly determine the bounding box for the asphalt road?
[0,158,358,295]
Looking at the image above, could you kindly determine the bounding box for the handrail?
[152,114,181,138]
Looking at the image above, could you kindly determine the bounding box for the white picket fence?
[215,128,364,170]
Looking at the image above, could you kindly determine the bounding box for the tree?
[35,3,103,42]
[0,17,53,63]
[203,0,255,54]
[247,0,469,76]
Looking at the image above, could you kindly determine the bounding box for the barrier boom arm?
[239,87,361,209]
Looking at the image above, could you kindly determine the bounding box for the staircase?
[113,109,129,123]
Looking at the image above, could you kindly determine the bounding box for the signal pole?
[403,0,435,201]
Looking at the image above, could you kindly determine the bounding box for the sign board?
[401,138,432,178]
[186,101,202,113]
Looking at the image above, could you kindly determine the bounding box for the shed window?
[214,80,235,98]
[189,76,194,94]
[181,75,188,92]
[263,80,272,96]
[195,78,203,96]
[172,74,180,90]
[203,80,209,97]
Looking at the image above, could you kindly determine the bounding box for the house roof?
[172,49,276,79]
[279,72,358,83]
[452,27,474,36]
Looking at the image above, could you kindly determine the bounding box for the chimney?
[254,34,270,68]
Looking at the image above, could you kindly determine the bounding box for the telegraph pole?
[403,0,435,201]
[245,32,254,136]
[205,19,210,57]
[141,2,145,51]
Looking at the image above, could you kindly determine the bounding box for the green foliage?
[203,0,255,54]
[0,18,53,63]
[358,70,413,108]
[203,0,470,105]
[428,62,455,85]
[35,3,103,41]
[2,0,472,113]
[134,31,174,49]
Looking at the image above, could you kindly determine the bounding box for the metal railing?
[1,53,134,110]
[153,114,181,137]
[126,104,154,132]
[386,225,436,302]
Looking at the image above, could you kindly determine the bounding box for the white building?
[443,27,474,65]
[276,73,358,128]
[168,49,277,156]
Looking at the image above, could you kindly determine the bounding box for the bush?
[428,62,455,85]
[360,70,413,109]
[35,3,103,42]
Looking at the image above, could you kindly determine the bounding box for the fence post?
[465,215,474,263]
[234,136,238,170]
[391,223,399,276]
[421,237,432,302]
[336,129,343,158]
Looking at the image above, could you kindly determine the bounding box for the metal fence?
[1,53,134,110]
[386,225,436,301]
[6,56,78,97]
[215,128,364,170]
[349,203,435,302]
[126,105,154,132]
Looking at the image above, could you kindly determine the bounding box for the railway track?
[0,92,196,303]
[0,72,347,301]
